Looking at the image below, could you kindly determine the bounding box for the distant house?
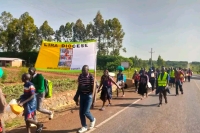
[0,57,24,67]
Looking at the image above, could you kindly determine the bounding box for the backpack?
[44,79,53,98]
[38,74,53,98]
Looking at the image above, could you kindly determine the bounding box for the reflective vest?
[170,70,175,78]
[158,72,168,87]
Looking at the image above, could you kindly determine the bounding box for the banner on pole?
[35,41,97,72]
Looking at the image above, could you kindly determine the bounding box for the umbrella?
[117,66,124,71]
[0,67,3,78]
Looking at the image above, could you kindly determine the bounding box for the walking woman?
[116,70,125,97]
[73,65,96,133]
[138,69,149,99]
[132,70,140,92]
[97,69,120,111]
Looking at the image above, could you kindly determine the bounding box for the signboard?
[121,62,129,68]
[35,41,97,72]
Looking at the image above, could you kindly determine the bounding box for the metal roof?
[0,57,24,61]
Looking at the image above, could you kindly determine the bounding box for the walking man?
[28,67,54,121]
[74,65,96,133]
[157,66,169,107]
[169,67,175,87]
[187,68,192,82]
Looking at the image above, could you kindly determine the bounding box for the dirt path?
[6,87,152,133]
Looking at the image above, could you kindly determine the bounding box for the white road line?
[194,80,200,91]
[87,91,153,133]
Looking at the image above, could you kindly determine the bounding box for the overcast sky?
[1,0,200,62]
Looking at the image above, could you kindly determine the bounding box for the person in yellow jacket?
[157,66,169,107]
[169,67,175,87]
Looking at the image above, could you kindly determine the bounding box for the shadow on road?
[112,98,139,100]
[114,103,158,108]
[7,127,79,133]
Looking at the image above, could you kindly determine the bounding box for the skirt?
[138,83,147,95]
[100,86,112,102]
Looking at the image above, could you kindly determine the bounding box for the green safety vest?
[158,72,167,87]
[170,70,175,78]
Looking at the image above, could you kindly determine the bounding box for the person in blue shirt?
[116,70,125,97]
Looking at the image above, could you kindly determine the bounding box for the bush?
[1,70,7,83]
[18,67,28,79]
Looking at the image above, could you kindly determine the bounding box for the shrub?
[1,70,7,83]
[18,67,28,79]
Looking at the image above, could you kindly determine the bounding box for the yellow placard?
[35,40,97,72]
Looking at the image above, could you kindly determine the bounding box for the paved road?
[90,75,200,133]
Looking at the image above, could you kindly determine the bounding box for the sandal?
[99,108,105,111]
[36,123,43,133]
[107,103,112,106]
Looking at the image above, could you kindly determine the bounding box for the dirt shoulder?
[6,87,151,133]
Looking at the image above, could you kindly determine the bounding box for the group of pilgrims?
[0,65,194,133]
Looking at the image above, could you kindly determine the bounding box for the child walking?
[0,86,7,133]
[18,73,43,133]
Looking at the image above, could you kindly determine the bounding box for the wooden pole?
[91,42,97,108]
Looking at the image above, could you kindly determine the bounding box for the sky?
[0,0,200,62]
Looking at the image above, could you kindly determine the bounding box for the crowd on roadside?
[0,65,193,133]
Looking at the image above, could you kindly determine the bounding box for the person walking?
[175,68,184,96]
[73,65,96,133]
[97,69,120,111]
[18,73,43,133]
[28,67,54,122]
[132,70,140,92]
[138,69,149,99]
[187,68,192,82]
[169,67,175,87]
[148,68,156,92]
[116,70,125,97]
[157,66,169,107]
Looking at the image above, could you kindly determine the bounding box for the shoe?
[89,118,96,129]
[30,124,36,127]
[78,127,88,133]
[158,104,162,107]
[181,91,183,94]
[49,111,54,120]
[99,108,105,111]
[36,123,43,133]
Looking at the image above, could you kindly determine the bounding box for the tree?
[18,12,37,52]
[39,20,54,41]
[1,18,20,51]
[0,11,14,50]
[0,11,13,30]
[93,11,105,55]
[157,55,165,67]
[85,22,94,41]
[72,19,86,42]
[55,22,74,42]
[109,18,125,56]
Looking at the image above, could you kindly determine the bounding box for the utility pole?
[149,48,155,68]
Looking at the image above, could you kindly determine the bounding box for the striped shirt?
[78,73,94,94]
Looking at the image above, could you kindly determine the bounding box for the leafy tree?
[1,18,20,51]
[55,22,74,42]
[109,18,125,56]
[72,19,86,42]
[157,55,165,67]
[18,12,37,52]
[93,11,106,55]
[39,20,54,41]
[0,11,13,30]
[85,22,94,41]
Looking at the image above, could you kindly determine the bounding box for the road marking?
[194,80,200,91]
[87,91,153,133]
